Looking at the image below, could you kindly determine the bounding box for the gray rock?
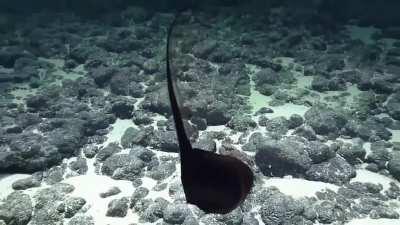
[101,154,145,181]
[182,216,199,225]
[288,114,304,129]
[44,166,65,185]
[306,141,336,164]
[304,105,347,136]
[255,136,312,177]
[141,198,169,222]
[150,130,179,152]
[130,187,149,208]
[193,133,217,152]
[163,204,191,224]
[106,197,129,217]
[306,156,356,185]
[121,127,153,148]
[129,145,155,163]
[0,191,33,225]
[69,157,88,175]
[370,206,399,219]
[64,197,86,218]
[67,215,95,225]
[12,173,42,190]
[386,92,400,120]
[100,187,121,198]
[388,152,400,180]
[96,143,122,161]
[337,143,366,165]
[148,160,176,180]
[227,115,257,132]
[141,86,171,116]
[293,124,317,141]
[193,40,218,59]
[260,191,304,225]
[264,116,289,136]
[315,201,345,224]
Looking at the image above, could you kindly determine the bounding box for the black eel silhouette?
[166,11,254,214]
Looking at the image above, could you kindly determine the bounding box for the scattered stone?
[106,197,129,217]
[0,191,33,225]
[306,156,356,185]
[64,197,86,218]
[100,187,122,198]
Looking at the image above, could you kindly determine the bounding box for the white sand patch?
[346,218,400,225]
[0,174,31,200]
[63,175,138,225]
[38,58,85,86]
[101,119,137,148]
[351,169,400,190]
[206,125,227,132]
[264,177,339,198]
[346,25,379,45]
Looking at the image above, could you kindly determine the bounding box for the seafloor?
[1,4,400,225]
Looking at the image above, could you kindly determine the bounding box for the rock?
[370,206,399,219]
[366,141,392,169]
[96,143,122,161]
[67,215,95,225]
[141,85,171,115]
[130,187,149,207]
[253,68,282,86]
[44,166,65,185]
[227,115,257,132]
[163,204,191,224]
[183,216,199,225]
[311,76,346,92]
[64,197,86,218]
[148,160,176,180]
[83,145,99,158]
[293,124,317,141]
[260,190,304,225]
[132,110,154,125]
[101,154,145,181]
[129,146,155,163]
[314,201,345,224]
[306,141,336,164]
[255,107,274,115]
[264,116,290,136]
[121,127,153,148]
[110,99,135,119]
[193,40,218,59]
[150,130,179,153]
[337,143,366,165]
[306,156,356,185]
[388,152,400,180]
[386,92,400,120]
[288,114,304,129]
[141,198,169,222]
[100,187,122,198]
[69,157,88,175]
[88,66,118,87]
[304,105,347,136]
[0,191,33,225]
[344,118,392,141]
[106,197,129,217]
[255,136,312,177]
[193,133,217,152]
[0,46,33,68]
[12,173,42,190]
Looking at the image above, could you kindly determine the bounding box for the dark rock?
[260,190,304,225]
[304,105,347,136]
[64,197,86,218]
[83,145,99,158]
[44,166,65,185]
[0,46,33,68]
[288,114,303,129]
[311,76,346,92]
[106,197,129,217]
[97,143,122,161]
[88,66,118,87]
[121,127,153,148]
[227,115,257,132]
[255,136,312,177]
[163,204,191,224]
[100,187,121,198]
[101,154,145,181]
[193,40,218,59]
[293,124,317,141]
[132,110,154,125]
[0,191,33,225]
[141,85,171,116]
[129,146,155,163]
[306,156,356,185]
[69,157,88,175]
[150,130,179,153]
[370,206,399,219]
[255,107,274,115]
[306,141,336,164]
[366,141,392,169]
[388,152,400,181]
[387,92,400,120]
[190,117,207,130]
[110,99,135,119]
[337,143,366,165]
